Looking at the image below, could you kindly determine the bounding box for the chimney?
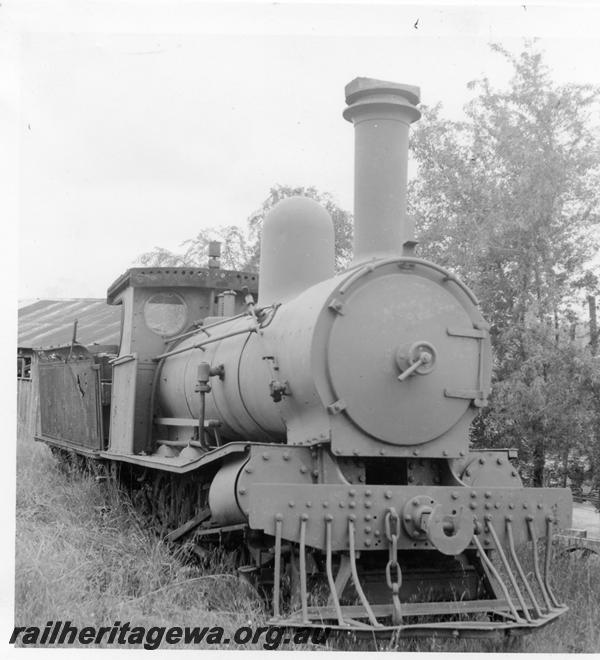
[343,78,421,264]
[208,241,221,269]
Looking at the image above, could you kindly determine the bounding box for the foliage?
[136,184,352,273]
[137,225,255,272]
[409,42,600,486]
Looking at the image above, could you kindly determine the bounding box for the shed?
[17,299,122,439]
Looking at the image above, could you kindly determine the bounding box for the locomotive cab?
[105,265,258,456]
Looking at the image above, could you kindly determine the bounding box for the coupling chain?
[384,508,403,625]
[384,507,402,591]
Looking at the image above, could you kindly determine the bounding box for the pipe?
[154,325,257,361]
[343,77,421,264]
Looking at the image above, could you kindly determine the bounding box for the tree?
[136,184,353,272]
[409,42,600,486]
[136,225,256,271]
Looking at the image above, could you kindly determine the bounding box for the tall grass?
[14,433,600,651]
[14,436,276,649]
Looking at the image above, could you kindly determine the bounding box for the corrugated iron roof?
[18,299,122,349]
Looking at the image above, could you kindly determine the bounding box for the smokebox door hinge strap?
[444,389,486,406]
[444,322,490,407]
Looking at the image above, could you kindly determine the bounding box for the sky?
[4,1,600,301]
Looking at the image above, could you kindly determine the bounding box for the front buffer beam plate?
[248,484,571,552]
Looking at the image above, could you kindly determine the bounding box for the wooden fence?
[17,377,38,440]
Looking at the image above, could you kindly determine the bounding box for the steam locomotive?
[35,77,572,638]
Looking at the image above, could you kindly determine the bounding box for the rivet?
[364,514,372,521]
[459,451,465,457]
[325,514,333,521]
[275,513,283,521]
[306,502,312,508]
[349,514,356,521]
[353,449,360,456]
[496,458,503,465]
[312,469,319,477]
[300,466,307,474]
[301,513,309,521]
[484,539,490,546]
[527,514,534,521]
[365,539,372,547]
[349,502,356,509]
[442,450,449,457]
[349,489,356,497]
[365,526,372,533]
[412,500,419,506]
[365,490,372,497]
[358,475,366,483]
[339,502,345,508]
[523,503,528,509]
[413,449,419,456]
[283,452,290,461]
[238,488,246,495]
[365,501,372,509]
[484,514,492,522]
[451,491,459,500]
[262,453,270,461]
[379,449,386,456]
[470,502,477,510]
[511,470,518,477]
[374,530,381,537]
[244,467,253,474]
[479,457,486,465]
[494,502,501,509]
[470,492,477,499]
[537,503,543,509]
[288,501,295,508]
[506,515,513,522]
[484,491,492,499]
[322,501,329,508]
[485,503,492,510]
[385,490,393,500]
[508,503,515,510]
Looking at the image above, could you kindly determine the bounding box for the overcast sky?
[6,1,600,300]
